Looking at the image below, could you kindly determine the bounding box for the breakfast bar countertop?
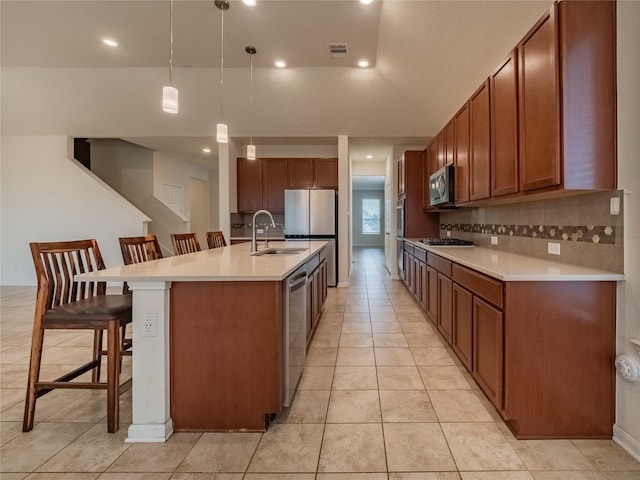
[76,240,327,283]
[403,238,624,282]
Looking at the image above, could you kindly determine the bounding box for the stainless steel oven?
[396,199,405,237]
[397,237,404,275]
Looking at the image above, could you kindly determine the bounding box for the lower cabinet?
[452,284,473,370]
[472,297,503,410]
[306,258,328,344]
[437,274,453,344]
[402,244,616,439]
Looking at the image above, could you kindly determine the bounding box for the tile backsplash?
[439,191,624,273]
[230,212,285,238]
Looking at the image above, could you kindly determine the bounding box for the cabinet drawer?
[427,253,452,277]
[414,246,427,263]
[404,243,415,255]
[452,264,503,308]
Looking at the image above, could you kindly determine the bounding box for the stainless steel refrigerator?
[284,189,337,286]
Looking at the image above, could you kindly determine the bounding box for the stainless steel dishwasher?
[283,264,307,407]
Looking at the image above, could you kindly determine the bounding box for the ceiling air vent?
[328,43,348,58]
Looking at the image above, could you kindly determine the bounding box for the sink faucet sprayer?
[251,210,276,253]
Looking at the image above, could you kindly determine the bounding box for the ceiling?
[1,0,553,168]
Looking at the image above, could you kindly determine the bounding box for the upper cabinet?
[491,49,519,197]
[453,103,470,204]
[469,80,491,201]
[238,157,338,213]
[288,159,315,188]
[314,158,339,189]
[237,158,263,213]
[518,5,560,192]
[429,0,616,207]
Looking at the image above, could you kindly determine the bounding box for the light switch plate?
[610,197,620,215]
[491,236,498,245]
[548,242,561,255]
[446,231,451,237]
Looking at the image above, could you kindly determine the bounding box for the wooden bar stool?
[206,231,227,249]
[171,233,201,255]
[25,239,132,433]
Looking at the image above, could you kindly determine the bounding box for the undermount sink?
[251,247,308,256]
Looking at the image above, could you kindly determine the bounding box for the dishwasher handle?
[288,272,307,292]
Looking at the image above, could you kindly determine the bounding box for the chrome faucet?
[251,210,276,252]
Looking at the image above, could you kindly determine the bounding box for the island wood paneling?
[170,281,283,431]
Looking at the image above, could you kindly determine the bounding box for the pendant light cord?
[249,52,253,145]
[219,9,225,121]
[169,0,174,85]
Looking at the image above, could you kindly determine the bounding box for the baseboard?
[336,282,350,288]
[613,424,640,462]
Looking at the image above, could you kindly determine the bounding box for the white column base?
[125,419,174,443]
[613,424,640,463]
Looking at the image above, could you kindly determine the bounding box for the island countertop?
[403,238,624,282]
[77,240,327,283]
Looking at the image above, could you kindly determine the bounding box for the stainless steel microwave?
[429,164,455,207]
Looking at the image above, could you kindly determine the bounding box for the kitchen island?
[77,240,328,443]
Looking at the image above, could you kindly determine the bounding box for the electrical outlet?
[446,231,451,238]
[610,197,620,215]
[548,242,561,255]
[143,313,157,337]
[491,236,498,245]
[257,228,264,234]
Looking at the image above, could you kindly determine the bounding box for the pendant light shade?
[162,0,178,114]
[215,0,229,143]
[216,123,229,143]
[162,85,179,114]
[247,144,256,160]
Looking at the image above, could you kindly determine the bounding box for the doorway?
[351,176,386,249]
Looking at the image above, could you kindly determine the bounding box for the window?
[362,198,381,234]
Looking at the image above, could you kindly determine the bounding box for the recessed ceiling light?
[366,154,373,159]
[102,38,118,47]
[242,0,257,5]
[275,60,287,68]
[202,148,212,153]
[358,60,370,68]
[360,0,373,4]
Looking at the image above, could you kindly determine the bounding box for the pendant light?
[215,0,229,143]
[162,0,178,114]
[246,46,257,160]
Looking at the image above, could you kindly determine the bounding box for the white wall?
[0,136,149,285]
[153,151,209,218]
[614,0,640,460]
[338,135,351,287]
[352,189,385,247]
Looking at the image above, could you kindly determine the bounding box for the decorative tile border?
[440,223,616,244]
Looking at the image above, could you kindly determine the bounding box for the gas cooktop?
[418,238,474,246]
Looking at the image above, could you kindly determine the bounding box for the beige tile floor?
[1,247,639,479]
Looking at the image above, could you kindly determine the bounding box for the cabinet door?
[437,130,446,169]
[313,267,321,323]
[421,148,431,210]
[262,158,287,213]
[412,256,421,300]
[469,80,491,201]
[426,266,438,323]
[518,4,561,192]
[321,259,328,304]
[237,157,263,213]
[491,50,519,197]
[454,103,470,204]
[472,297,503,409]
[445,120,455,166]
[288,158,314,188]
[437,274,453,345]
[306,276,314,343]
[315,158,338,189]
[419,261,428,311]
[452,284,473,371]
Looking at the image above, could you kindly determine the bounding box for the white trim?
[336,281,350,288]
[125,420,174,443]
[613,424,640,463]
